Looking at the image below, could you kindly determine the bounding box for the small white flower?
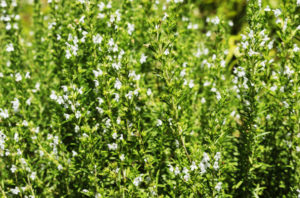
[264,6,271,12]
[164,48,169,55]
[22,120,28,126]
[75,125,80,133]
[93,69,103,77]
[213,161,219,170]
[147,88,152,96]
[202,152,210,163]
[128,23,135,35]
[11,187,20,195]
[30,172,36,180]
[183,173,190,181]
[0,109,9,119]
[120,154,125,161]
[174,166,180,175]
[10,165,17,173]
[112,133,118,139]
[133,176,143,186]
[293,44,299,52]
[214,152,221,161]
[93,34,103,44]
[273,9,281,17]
[162,13,168,21]
[66,49,72,59]
[57,164,63,171]
[25,72,30,79]
[215,182,222,192]
[108,143,118,150]
[6,43,14,52]
[189,80,195,88]
[156,119,162,126]
[190,161,198,171]
[11,98,20,112]
[95,193,102,198]
[72,150,78,157]
[112,62,121,70]
[75,111,81,119]
[114,79,122,90]
[140,53,147,64]
[15,73,22,82]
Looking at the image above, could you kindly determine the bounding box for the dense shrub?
[0,0,299,197]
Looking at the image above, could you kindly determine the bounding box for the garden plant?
[0,0,300,197]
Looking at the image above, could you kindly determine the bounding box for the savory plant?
[0,0,299,197]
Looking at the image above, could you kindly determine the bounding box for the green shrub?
[0,0,299,197]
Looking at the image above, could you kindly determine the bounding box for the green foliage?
[0,0,299,197]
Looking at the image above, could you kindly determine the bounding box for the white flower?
[95,193,102,198]
[174,166,180,175]
[120,154,125,161]
[112,62,121,70]
[202,152,210,163]
[214,152,221,161]
[273,9,281,17]
[147,88,152,96]
[75,111,81,119]
[66,49,72,59]
[93,69,103,77]
[6,43,14,52]
[206,31,211,37]
[293,44,299,52]
[128,23,135,35]
[112,133,118,139]
[140,53,147,64]
[97,97,104,106]
[10,165,17,173]
[15,73,22,81]
[57,164,63,171]
[0,109,9,119]
[11,98,20,112]
[72,150,78,157]
[183,173,190,181]
[190,161,197,171]
[215,182,222,192]
[114,93,120,102]
[114,79,122,90]
[156,119,162,126]
[75,125,80,133]
[162,13,168,21]
[108,143,118,150]
[164,48,169,55]
[264,6,271,12]
[11,187,20,195]
[22,120,28,126]
[133,176,142,187]
[93,34,103,44]
[25,72,30,79]
[30,172,36,180]
[213,161,219,170]
[211,16,220,25]
[189,80,195,88]
[108,38,114,47]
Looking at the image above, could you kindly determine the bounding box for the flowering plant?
[0,0,299,197]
